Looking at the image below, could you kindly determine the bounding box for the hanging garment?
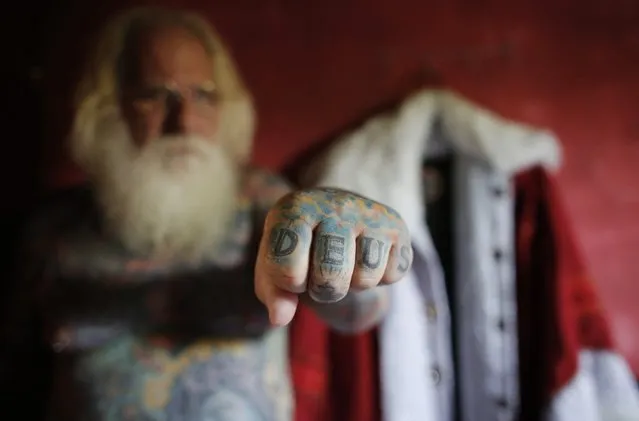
[288,89,639,421]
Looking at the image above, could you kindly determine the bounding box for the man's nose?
[161,94,195,135]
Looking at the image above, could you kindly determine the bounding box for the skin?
[0,21,414,421]
[256,187,413,329]
[120,25,221,147]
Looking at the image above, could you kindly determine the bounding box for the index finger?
[259,216,313,293]
[254,209,313,326]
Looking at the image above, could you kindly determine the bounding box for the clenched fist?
[255,187,413,326]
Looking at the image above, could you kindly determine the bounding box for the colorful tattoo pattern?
[31,169,295,421]
[10,169,409,421]
[73,329,291,421]
[257,187,413,331]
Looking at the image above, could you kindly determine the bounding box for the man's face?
[86,24,241,258]
[120,25,221,166]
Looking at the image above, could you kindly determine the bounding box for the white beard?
[88,112,240,261]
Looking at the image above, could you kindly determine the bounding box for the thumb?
[255,275,300,326]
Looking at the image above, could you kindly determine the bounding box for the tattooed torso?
[26,169,294,421]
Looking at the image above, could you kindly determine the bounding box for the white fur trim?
[546,350,639,421]
[436,90,562,174]
[300,88,562,230]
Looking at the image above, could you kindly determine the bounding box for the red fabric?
[289,166,616,421]
[516,167,615,420]
[290,305,380,421]
[288,304,331,421]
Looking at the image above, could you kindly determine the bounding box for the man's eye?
[193,88,220,104]
[135,87,168,101]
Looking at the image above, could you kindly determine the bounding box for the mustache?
[143,135,218,159]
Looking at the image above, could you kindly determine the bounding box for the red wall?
[38,0,639,374]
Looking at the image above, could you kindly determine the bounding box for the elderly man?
[0,7,412,421]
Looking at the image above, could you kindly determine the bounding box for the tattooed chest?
[48,330,292,421]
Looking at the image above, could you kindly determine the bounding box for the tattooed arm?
[33,173,409,343]
[254,184,413,334]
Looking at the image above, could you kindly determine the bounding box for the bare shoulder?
[243,166,294,212]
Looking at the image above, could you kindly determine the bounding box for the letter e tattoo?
[320,235,345,265]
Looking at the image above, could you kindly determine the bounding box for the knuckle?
[308,280,348,303]
[275,190,298,206]
[353,272,380,288]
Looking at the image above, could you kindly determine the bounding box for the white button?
[431,366,442,386]
[497,318,506,332]
[492,186,505,197]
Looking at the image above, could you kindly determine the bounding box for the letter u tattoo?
[361,237,385,270]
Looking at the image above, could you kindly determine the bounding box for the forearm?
[303,286,390,334]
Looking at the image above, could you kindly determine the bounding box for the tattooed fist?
[255,188,413,326]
